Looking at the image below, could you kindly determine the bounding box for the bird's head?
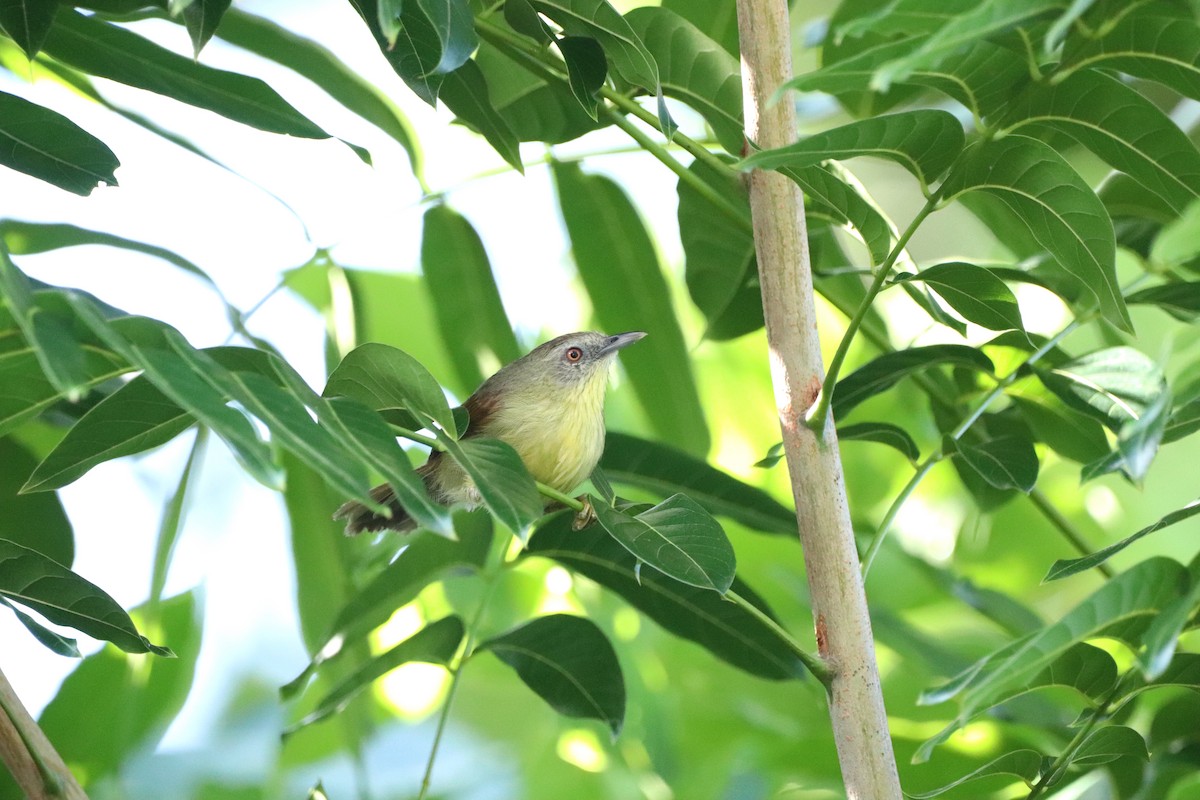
[488,331,646,398]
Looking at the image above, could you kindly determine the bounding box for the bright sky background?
[0,0,687,750]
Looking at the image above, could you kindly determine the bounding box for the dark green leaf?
[1063,5,1200,103]
[1115,384,1170,480]
[411,0,477,75]
[901,262,1024,332]
[0,538,171,655]
[440,60,524,172]
[420,205,521,393]
[43,9,327,138]
[833,345,995,419]
[908,750,1046,798]
[530,0,659,91]
[1127,282,1200,322]
[740,110,965,189]
[505,0,553,42]
[286,616,464,733]
[0,438,72,565]
[526,513,807,680]
[557,36,606,118]
[780,163,897,265]
[1033,642,1119,702]
[1044,500,1200,581]
[600,432,796,536]
[837,422,920,461]
[317,397,452,536]
[1008,386,1110,465]
[480,613,625,736]
[436,434,544,534]
[953,434,1039,493]
[1003,70,1200,215]
[1164,399,1200,444]
[0,596,80,657]
[662,0,737,56]
[593,493,736,593]
[324,342,457,435]
[349,0,444,104]
[625,6,743,154]
[941,135,1131,331]
[0,335,127,439]
[1136,554,1200,680]
[552,162,709,453]
[0,90,118,196]
[1069,726,1149,768]
[0,244,90,402]
[215,8,421,174]
[182,0,231,56]
[0,0,58,58]
[675,158,760,340]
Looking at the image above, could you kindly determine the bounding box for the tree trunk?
[0,667,88,800]
[733,1,904,797]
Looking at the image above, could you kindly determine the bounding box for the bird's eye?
[565,347,584,363]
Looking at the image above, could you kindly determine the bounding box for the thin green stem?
[417,543,508,799]
[599,105,751,229]
[807,192,941,434]
[1025,677,1126,799]
[390,425,441,450]
[537,481,584,511]
[1027,488,1115,578]
[726,589,833,689]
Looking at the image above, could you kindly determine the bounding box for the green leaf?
[286,615,464,733]
[625,6,743,154]
[530,0,659,92]
[1126,282,1200,322]
[439,59,524,172]
[148,428,205,611]
[552,162,709,453]
[420,205,521,393]
[436,434,544,534]
[0,0,58,58]
[410,0,477,75]
[1038,347,1164,428]
[833,344,995,419]
[1008,384,1110,465]
[215,8,421,175]
[324,342,457,435]
[0,90,118,196]
[941,135,1131,331]
[0,335,127,439]
[1003,70,1200,215]
[837,422,920,461]
[505,0,553,42]
[22,347,271,493]
[36,591,200,783]
[0,438,72,565]
[740,110,965,190]
[480,613,625,736]
[0,244,90,403]
[557,36,606,118]
[348,0,444,104]
[594,494,736,593]
[952,434,1039,493]
[1063,5,1200,103]
[1136,554,1200,680]
[675,158,760,340]
[917,558,1186,761]
[182,0,231,56]
[43,9,327,138]
[871,0,1062,91]
[908,750,1046,798]
[780,163,897,266]
[65,300,283,490]
[1033,642,1120,702]
[526,513,807,680]
[600,432,796,536]
[1069,726,1149,768]
[1164,399,1200,444]
[0,538,171,655]
[0,596,80,657]
[1115,383,1171,480]
[1044,500,1200,581]
[900,262,1024,332]
[317,397,452,536]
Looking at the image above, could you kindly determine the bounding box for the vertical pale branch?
[733,1,903,797]
[0,666,88,800]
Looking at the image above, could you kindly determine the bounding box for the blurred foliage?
[3,0,1200,799]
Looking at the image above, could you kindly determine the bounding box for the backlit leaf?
[0,90,118,196]
[900,262,1024,332]
[324,342,457,435]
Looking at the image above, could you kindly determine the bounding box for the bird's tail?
[334,479,421,536]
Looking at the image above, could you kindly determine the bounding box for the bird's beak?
[599,331,647,356]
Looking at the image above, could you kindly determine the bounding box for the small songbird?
[335,330,646,535]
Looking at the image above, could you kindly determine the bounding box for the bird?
[334,330,646,535]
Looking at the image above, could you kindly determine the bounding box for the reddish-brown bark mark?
[801,374,822,414]
[816,613,829,657]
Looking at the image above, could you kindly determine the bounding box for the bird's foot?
[572,495,596,531]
